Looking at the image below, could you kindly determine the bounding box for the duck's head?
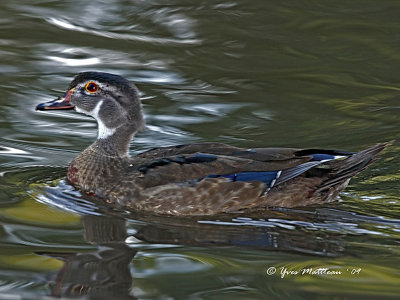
[36,72,145,154]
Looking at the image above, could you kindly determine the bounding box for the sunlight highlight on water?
[47,17,202,45]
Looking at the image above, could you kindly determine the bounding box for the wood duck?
[36,72,387,216]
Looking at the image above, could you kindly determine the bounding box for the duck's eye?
[85,82,98,93]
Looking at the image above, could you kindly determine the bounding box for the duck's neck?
[90,126,136,157]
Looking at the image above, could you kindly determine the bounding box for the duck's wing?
[130,143,355,189]
[136,143,243,159]
[136,142,303,162]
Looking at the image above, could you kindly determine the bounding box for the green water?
[0,1,399,299]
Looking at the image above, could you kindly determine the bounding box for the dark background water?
[0,0,399,299]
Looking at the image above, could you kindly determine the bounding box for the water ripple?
[32,180,100,216]
[47,17,202,45]
[198,208,400,237]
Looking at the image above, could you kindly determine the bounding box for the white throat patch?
[93,100,116,139]
[76,100,116,139]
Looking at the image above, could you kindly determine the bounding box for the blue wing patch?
[311,154,336,161]
[311,153,347,162]
[186,153,218,163]
[139,153,217,173]
[206,171,281,188]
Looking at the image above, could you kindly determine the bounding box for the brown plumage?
[36,72,388,216]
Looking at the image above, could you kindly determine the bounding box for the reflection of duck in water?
[41,216,136,300]
[40,212,348,298]
[36,72,387,216]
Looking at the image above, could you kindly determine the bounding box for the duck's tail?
[316,142,389,194]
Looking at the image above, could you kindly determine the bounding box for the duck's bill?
[36,89,75,111]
